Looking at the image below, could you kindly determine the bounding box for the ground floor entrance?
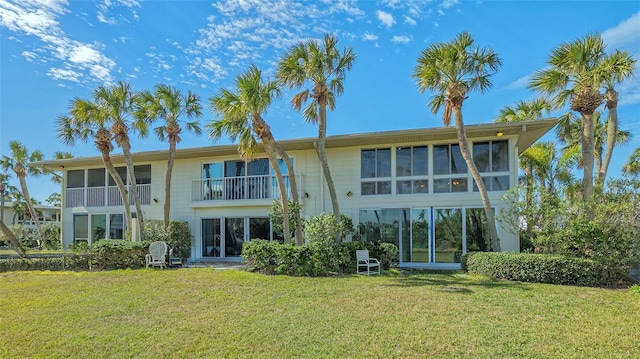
[200,217,280,258]
[359,207,491,267]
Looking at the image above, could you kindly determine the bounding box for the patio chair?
[356,249,380,275]
[145,241,168,269]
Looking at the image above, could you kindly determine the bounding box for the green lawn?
[1,269,638,358]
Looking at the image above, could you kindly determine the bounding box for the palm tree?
[556,111,631,177]
[57,105,133,238]
[89,81,147,240]
[623,147,640,175]
[0,141,44,244]
[496,98,552,123]
[496,98,552,208]
[137,84,203,227]
[0,172,10,223]
[48,151,74,185]
[413,31,502,251]
[208,65,303,245]
[0,219,27,258]
[597,50,636,186]
[277,33,356,243]
[529,34,632,197]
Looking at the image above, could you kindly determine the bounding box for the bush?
[92,240,151,270]
[378,243,399,270]
[464,252,626,286]
[41,223,61,250]
[242,239,369,276]
[0,254,93,272]
[167,221,192,262]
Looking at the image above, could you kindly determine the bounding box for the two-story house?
[35,119,555,268]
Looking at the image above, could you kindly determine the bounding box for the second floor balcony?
[65,184,151,208]
[191,174,301,203]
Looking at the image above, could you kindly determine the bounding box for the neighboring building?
[0,201,61,230]
[34,119,555,268]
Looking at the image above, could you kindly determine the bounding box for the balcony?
[65,184,151,208]
[191,174,301,203]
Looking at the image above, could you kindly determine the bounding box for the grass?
[1,269,638,358]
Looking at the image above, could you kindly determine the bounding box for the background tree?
[58,106,133,237]
[623,148,640,176]
[529,34,633,197]
[137,84,203,227]
[413,31,502,251]
[46,193,61,207]
[277,33,356,243]
[0,141,44,244]
[597,50,636,186]
[99,81,148,241]
[208,65,302,244]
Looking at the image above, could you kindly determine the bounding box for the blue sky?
[1,0,639,202]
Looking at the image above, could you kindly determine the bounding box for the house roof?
[1,202,60,211]
[33,118,556,169]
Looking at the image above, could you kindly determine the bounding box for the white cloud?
[392,35,411,44]
[504,73,533,91]
[362,32,378,41]
[404,15,417,26]
[0,0,116,84]
[47,67,81,82]
[96,0,141,24]
[377,10,395,27]
[440,0,459,10]
[21,50,37,61]
[602,10,640,49]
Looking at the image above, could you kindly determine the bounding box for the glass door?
[202,218,221,257]
[410,208,430,263]
[73,214,89,244]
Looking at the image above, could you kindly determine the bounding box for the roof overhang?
[33,118,557,169]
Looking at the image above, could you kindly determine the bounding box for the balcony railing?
[191,174,301,202]
[65,184,151,208]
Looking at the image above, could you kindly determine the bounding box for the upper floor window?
[433,144,468,193]
[361,148,391,195]
[473,140,509,191]
[396,146,428,194]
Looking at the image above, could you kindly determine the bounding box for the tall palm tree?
[57,104,133,237]
[623,147,640,175]
[93,81,147,240]
[137,84,203,227]
[0,141,44,243]
[208,65,303,245]
[413,31,502,251]
[277,33,356,243]
[597,50,636,186]
[529,34,631,197]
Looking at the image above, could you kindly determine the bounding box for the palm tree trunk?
[598,93,618,187]
[317,103,341,243]
[101,153,132,235]
[0,219,27,258]
[17,173,43,245]
[453,107,500,251]
[164,140,176,228]
[121,140,144,241]
[270,139,304,245]
[581,112,595,198]
[262,143,291,243]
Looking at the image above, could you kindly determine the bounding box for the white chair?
[356,249,380,275]
[145,241,168,269]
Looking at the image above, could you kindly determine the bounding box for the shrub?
[242,239,366,276]
[92,240,151,270]
[304,213,340,244]
[41,223,61,250]
[167,221,192,262]
[378,243,399,270]
[0,254,93,272]
[464,252,626,286]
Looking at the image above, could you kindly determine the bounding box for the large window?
[361,148,391,195]
[473,140,510,191]
[433,144,467,193]
[396,146,428,194]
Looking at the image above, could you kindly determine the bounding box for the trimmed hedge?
[92,240,151,270]
[0,255,92,272]
[463,252,626,286]
[242,240,374,276]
